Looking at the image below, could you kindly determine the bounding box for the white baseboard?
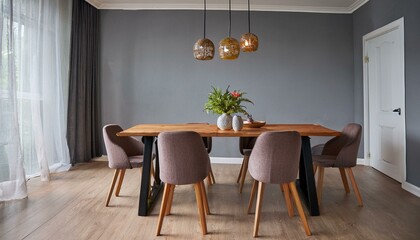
[402,181,420,198]
[210,157,243,164]
[357,158,369,166]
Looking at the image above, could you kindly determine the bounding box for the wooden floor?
[1,159,420,240]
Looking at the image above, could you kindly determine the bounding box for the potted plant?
[204,86,253,130]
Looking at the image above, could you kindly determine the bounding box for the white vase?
[232,115,243,131]
[217,113,232,130]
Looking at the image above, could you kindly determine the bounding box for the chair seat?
[312,155,337,167]
[128,155,144,168]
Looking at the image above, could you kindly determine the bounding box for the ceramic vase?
[217,113,233,130]
[232,115,243,131]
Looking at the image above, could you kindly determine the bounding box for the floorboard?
[1,158,419,240]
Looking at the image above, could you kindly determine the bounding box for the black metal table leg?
[297,136,320,216]
[138,136,163,216]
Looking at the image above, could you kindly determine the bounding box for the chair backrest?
[186,123,212,153]
[239,137,257,155]
[103,124,144,169]
[248,131,301,184]
[333,123,362,167]
[158,131,211,185]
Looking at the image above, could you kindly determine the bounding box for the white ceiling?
[86,0,369,14]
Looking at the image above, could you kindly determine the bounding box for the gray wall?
[353,0,420,187]
[100,10,355,157]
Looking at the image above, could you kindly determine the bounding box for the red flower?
[231,91,241,98]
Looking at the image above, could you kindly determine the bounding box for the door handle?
[393,108,401,115]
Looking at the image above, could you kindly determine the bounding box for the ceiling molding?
[86,0,369,14]
[348,0,370,13]
[85,0,101,8]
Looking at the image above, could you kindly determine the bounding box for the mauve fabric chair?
[203,136,216,185]
[187,123,215,185]
[248,131,311,237]
[237,137,257,193]
[312,123,363,206]
[156,131,211,236]
[103,124,154,207]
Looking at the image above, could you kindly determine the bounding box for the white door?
[364,18,405,182]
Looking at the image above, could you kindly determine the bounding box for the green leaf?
[203,85,254,116]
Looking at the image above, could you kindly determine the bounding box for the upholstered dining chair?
[312,123,363,207]
[103,124,154,207]
[187,123,215,185]
[203,136,216,185]
[247,131,311,237]
[156,131,211,236]
[237,137,257,193]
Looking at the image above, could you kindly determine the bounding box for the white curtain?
[0,0,72,201]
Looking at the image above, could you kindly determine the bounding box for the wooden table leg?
[138,136,163,216]
[297,136,320,216]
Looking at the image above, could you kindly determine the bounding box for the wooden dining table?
[117,123,340,217]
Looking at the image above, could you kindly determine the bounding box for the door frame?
[362,17,406,182]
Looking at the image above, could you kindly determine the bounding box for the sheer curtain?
[0,0,72,200]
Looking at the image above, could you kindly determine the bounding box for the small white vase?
[232,115,243,131]
[217,113,233,130]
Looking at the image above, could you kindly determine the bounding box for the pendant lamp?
[194,0,214,60]
[219,0,240,60]
[240,0,258,52]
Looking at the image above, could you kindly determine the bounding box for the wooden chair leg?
[282,183,294,217]
[253,181,265,237]
[206,173,212,185]
[317,167,325,205]
[165,184,175,216]
[194,182,207,235]
[209,169,216,184]
[289,182,312,236]
[149,164,156,200]
[236,159,245,183]
[200,181,210,215]
[207,169,216,186]
[346,168,363,207]
[247,179,258,214]
[239,155,250,193]
[150,162,155,181]
[105,169,120,207]
[156,183,172,236]
[339,168,350,193]
[115,169,126,197]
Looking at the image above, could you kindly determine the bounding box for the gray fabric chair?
[237,137,257,193]
[247,131,311,237]
[312,123,363,206]
[156,131,211,236]
[103,124,154,207]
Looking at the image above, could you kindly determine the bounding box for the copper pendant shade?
[219,0,239,60]
[240,0,258,52]
[219,37,240,60]
[194,38,214,60]
[194,0,214,60]
[240,33,258,52]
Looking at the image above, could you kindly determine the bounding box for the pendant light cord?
[248,0,251,33]
[204,0,206,38]
[228,0,231,37]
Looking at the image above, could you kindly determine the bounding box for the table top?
[117,123,340,137]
